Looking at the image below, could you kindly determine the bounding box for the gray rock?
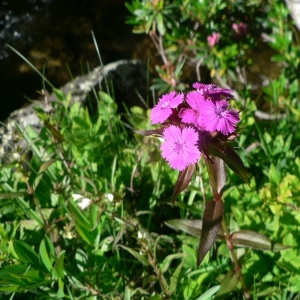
[0,59,147,162]
[286,0,300,31]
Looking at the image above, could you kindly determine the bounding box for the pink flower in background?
[179,91,205,128]
[151,91,184,124]
[232,22,247,38]
[200,100,240,134]
[207,32,220,47]
[161,125,201,171]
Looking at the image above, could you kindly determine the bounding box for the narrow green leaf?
[255,123,273,157]
[44,236,56,261]
[119,245,150,266]
[160,253,186,274]
[0,264,28,284]
[0,192,26,200]
[75,223,97,246]
[168,260,184,295]
[165,219,225,239]
[68,199,91,230]
[231,230,290,251]
[172,164,196,204]
[215,269,239,298]
[40,159,57,173]
[156,12,165,35]
[134,128,163,136]
[9,268,43,282]
[39,239,53,272]
[53,88,66,101]
[13,240,40,266]
[198,199,224,266]
[195,285,220,300]
[125,286,132,300]
[145,14,155,33]
[0,285,19,292]
[0,223,8,241]
[53,250,65,279]
[57,277,65,298]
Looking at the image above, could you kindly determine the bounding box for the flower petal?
[161,125,201,171]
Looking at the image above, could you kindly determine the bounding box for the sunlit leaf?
[0,285,19,292]
[156,12,165,35]
[215,269,239,298]
[68,199,91,230]
[53,250,65,279]
[168,260,184,295]
[0,192,26,200]
[119,245,150,266]
[75,223,98,246]
[134,129,163,136]
[53,88,66,101]
[57,277,65,298]
[160,253,186,274]
[39,158,57,174]
[165,219,225,239]
[231,230,290,251]
[39,238,54,272]
[195,285,220,300]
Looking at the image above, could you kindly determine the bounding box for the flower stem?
[221,217,250,299]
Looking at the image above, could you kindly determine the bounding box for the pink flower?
[200,100,240,135]
[179,91,205,128]
[232,22,247,38]
[207,32,220,47]
[161,125,201,171]
[192,83,233,100]
[150,91,184,124]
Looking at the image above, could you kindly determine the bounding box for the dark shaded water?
[0,0,143,121]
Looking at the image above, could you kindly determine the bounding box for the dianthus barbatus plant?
[136,82,250,266]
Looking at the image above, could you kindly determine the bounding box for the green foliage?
[0,0,300,298]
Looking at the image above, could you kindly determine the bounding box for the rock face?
[0,0,141,121]
[0,59,147,161]
[286,0,300,31]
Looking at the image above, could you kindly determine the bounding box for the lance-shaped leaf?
[204,156,226,200]
[209,142,250,184]
[198,199,224,266]
[119,245,150,266]
[215,269,240,298]
[134,128,163,136]
[44,121,64,142]
[165,219,225,239]
[231,230,290,251]
[172,164,196,204]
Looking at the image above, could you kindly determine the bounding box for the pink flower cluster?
[150,83,240,171]
[232,22,247,38]
[207,32,220,47]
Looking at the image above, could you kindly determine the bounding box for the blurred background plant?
[0,0,300,299]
